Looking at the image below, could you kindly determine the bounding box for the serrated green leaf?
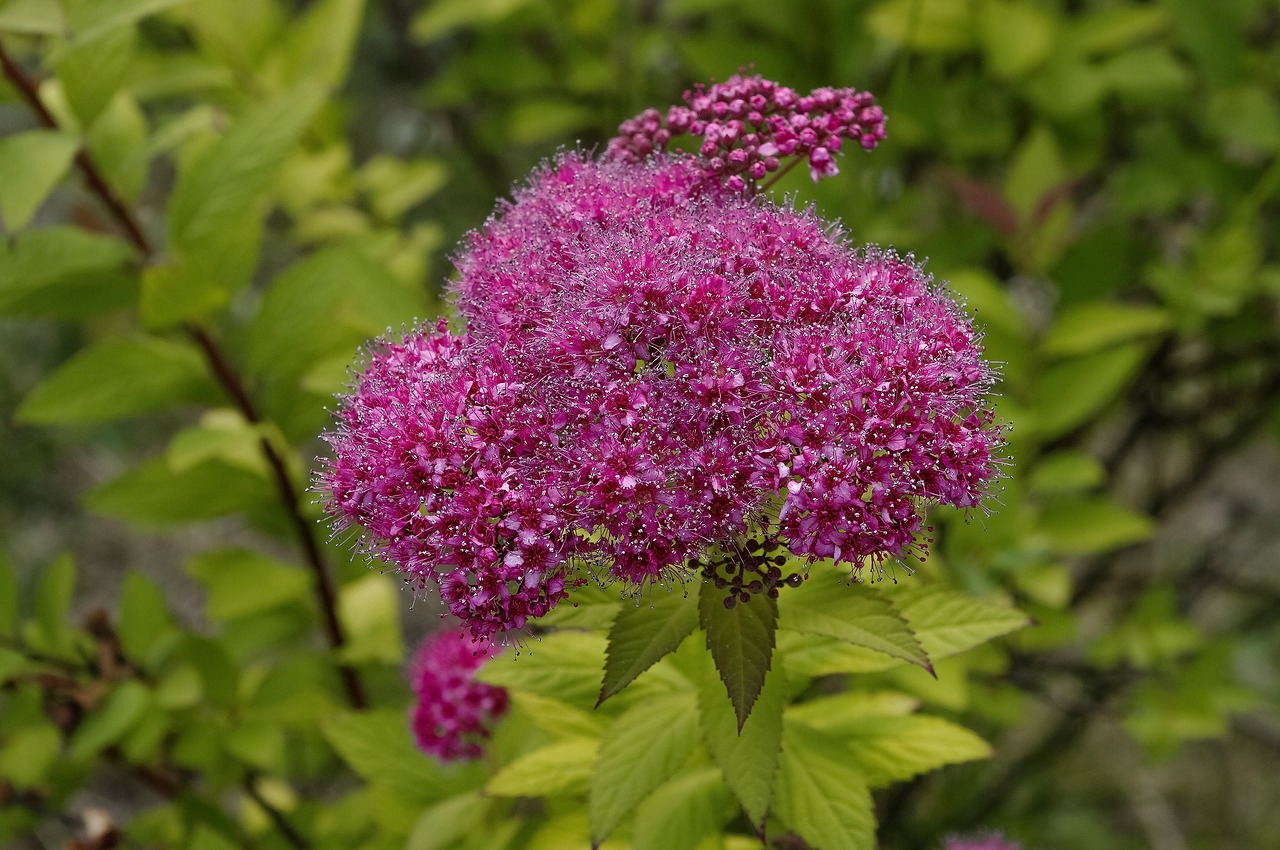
[324,710,473,804]
[786,706,991,787]
[1043,302,1173,357]
[699,583,777,731]
[476,631,607,711]
[1038,497,1155,554]
[186,549,312,621]
[632,766,733,850]
[776,631,904,678]
[0,226,136,318]
[599,584,699,705]
[406,792,487,850]
[487,737,599,798]
[0,130,79,231]
[68,680,152,760]
[0,724,61,789]
[0,0,65,34]
[891,586,1029,660]
[117,571,179,669]
[245,246,423,381]
[18,336,217,424]
[510,691,605,739]
[1033,342,1150,440]
[699,653,784,828]
[536,582,621,630]
[336,573,404,664]
[87,457,280,526]
[589,691,699,846]
[778,577,931,673]
[775,719,875,850]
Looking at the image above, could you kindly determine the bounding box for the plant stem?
[0,39,367,710]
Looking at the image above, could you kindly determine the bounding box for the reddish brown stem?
[0,39,367,710]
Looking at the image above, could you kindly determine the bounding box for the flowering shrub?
[322,80,1001,642]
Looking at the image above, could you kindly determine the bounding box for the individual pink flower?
[408,628,509,762]
[944,833,1022,850]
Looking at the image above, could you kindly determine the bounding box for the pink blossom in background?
[408,628,508,762]
[321,78,1002,639]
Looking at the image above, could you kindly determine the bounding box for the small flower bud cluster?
[322,149,1001,639]
[607,74,887,188]
[407,628,509,762]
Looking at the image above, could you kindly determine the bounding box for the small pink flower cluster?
[323,148,1000,638]
[944,833,1022,850]
[408,628,509,762]
[607,74,887,188]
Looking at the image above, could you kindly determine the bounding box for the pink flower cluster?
[607,74,887,188]
[322,146,1000,638]
[408,628,509,762]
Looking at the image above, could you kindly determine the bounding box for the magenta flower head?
[321,77,1002,639]
[407,627,509,762]
[944,833,1022,850]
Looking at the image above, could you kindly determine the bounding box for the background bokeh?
[2,1,1278,848]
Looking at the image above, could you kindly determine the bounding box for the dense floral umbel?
[323,151,1001,638]
[608,74,887,188]
[407,628,508,762]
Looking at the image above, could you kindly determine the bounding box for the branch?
[244,774,310,850]
[0,40,367,710]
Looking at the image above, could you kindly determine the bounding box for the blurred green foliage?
[1,1,1279,849]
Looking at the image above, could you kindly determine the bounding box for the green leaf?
[68,680,152,760]
[891,586,1029,661]
[1037,497,1155,555]
[777,577,931,673]
[536,582,622,631]
[357,155,448,221]
[475,631,608,711]
[1064,5,1169,56]
[599,584,699,705]
[63,0,194,47]
[1042,303,1173,357]
[632,766,733,850]
[324,710,467,805]
[509,691,605,740]
[225,723,285,770]
[336,573,404,665]
[33,554,75,657]
[0,551,17,637]
[1003,126,1067,221]
[18,336,217,424]
[1033,342,1150,440]
[1028,450,1105,495]
[54,22,134,126]
[167,411,266,476]
[411,0,533,41]
[776,631,906,678]
[245,246,423,381]
[0,226,135,318]
[979,0,1055,77]
[86,91,149,203]
[185,549,312,622]
[163,85,324,310]
[486,737,599,798]
[865,0,974,52]
[699,583,776,732]
[117,572,179,669]
[406,792,487,850]
[774,719,876,850]
[0,130,79,231]
[155,664,203,709]
[698,653,784,828]
[0,724,61,789]
[786,703,991,787]
[589,691,700,846]
[262,0,366,91]
[0,0,65,34]
[86,457,280,526]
